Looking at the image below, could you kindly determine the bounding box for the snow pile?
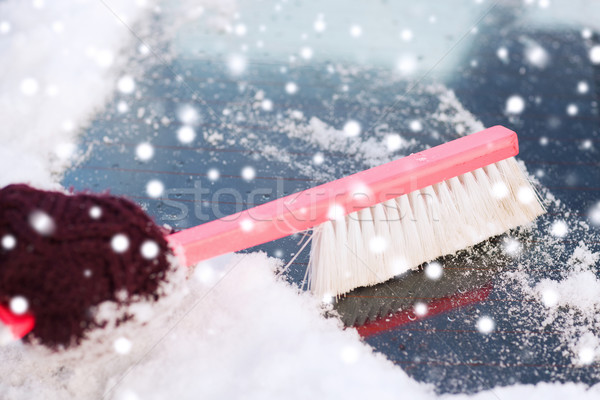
[532,242,600,365]
[0,257,189,399]
[109,253,433,400]
[4,252,600,399]
[221,81,485,182]
[0,0,151,189]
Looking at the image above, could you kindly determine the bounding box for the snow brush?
[0,125,545,346]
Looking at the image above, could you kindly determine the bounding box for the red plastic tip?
[0,303,35,343]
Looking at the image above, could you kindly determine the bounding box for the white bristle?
[308,157,545,297]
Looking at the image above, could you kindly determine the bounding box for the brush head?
[0,184,173,347]
[308,157,546,298]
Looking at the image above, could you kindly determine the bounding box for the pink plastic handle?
[168,125,519,266]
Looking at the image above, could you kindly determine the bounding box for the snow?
[146,179,165,198]
[313,18,326,33]
[285,82,298,94]
[141,240,160,260]
[135,142,154,161]
[177,126,196,144]
[0,0,151,189]
[590,46,600,64]
[349,24,362,38]
[207,168,220,181]
[425,262,443,280]
[241,166,256,181]
[111,234,130,253]
[476,316,495,334]
[1,234,17,250]
[9,297,29,315]
[506,95,526,115]
[89,206,103,220]
[343,120,362,137]
[227,53,248,76]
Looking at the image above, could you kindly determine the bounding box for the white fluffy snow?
[0,0,151,189]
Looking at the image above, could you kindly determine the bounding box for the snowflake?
[285,82,298,94]
[386,134,403,152]
[111,234,130,253]
[400,29,413,42]
[425,261,443,280]
[114,337,133,354]
[476,316,495,334]
[146,179,165,198]
[503,237,522,256]
[590,45,600,64]
[349,24,362,38]
[240,218,254,232]
[541,288,559,307]
[369,236,388,254]
[327,204,345,220]
[505,95,525,114]
[117,101,129,113]
[577,81,589,94]
[140,240,159,259]
[261,99,273,111]
[397,54,417,75]
[207,168,220,181]
[517,186,535,204]
[194,261,216,285]
[9,296,28,315]
[117,75,135,94]
[313,17,326,33]
[241,166,256,181]
[29,210,55,236]
[588,203,600,226]
[54,142,77,160]
[414,302,428,317]
[89,205,102,219]
[234,23,247,36]
[1,234,16,250]
[578,347,595,365]
[409,120,423,132]
[313,152,324,165]
[497,47,509,63]
[343,120,361,137]
[525,45,549,68]
[581,139,593,150]
[566,104,578,116]
[491,182,509,199]
[550,220,568,237]
[227,54,247,76]
[538,0,550,8]
[300,46,313,60]
[177,126,196,144]
[135,142,154,161]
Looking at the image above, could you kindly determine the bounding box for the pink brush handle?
[167,125,519,266]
